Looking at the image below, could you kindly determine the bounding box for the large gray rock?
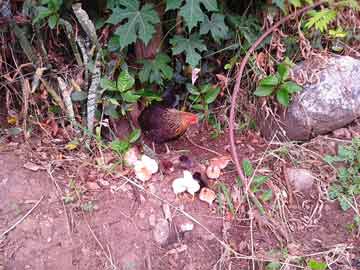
[260,55,360,141]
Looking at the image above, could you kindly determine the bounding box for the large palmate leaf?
[106,0,160,48]
[166,0,183,11]
[200,13,228,42]
[170,34,206,67]
[138,53,173,85]
[179,0,218,31]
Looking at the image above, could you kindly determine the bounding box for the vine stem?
[229,1,326,189]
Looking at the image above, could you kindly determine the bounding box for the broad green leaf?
[179,0,218,31]
[8,127,22,136]
[282,81,302,93]
[200,13,228,42]
[259,75,279,87]
[170,34,207,67]
[110,139,130,154]
[106,1,160,48]
[253,175,269,187]
[204,86,220,104]
[33,7,52,24]
[128,128,141,143]
[242,159,253,177]
[122,91,140,103]
[186,84,201,95]
[117,70,135,92]
[254,85,274,96]
[276,88,290,107]
[166,0,183,11]
[48,14,58,29]
[192,103,205,110]
[307,259,327,270]
[100,77,117,91]
[104,104,120,118]
[71,91,88,102]
[138,53,173,85]
[277,63,289,81]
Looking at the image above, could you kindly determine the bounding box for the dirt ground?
[0,130,359,270]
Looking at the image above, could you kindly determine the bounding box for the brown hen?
[138,104,198,143]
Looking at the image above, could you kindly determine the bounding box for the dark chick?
[138,105,198,143]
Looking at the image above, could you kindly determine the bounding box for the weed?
[324,138,360,211]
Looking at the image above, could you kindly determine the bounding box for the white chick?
[172,170,200,196]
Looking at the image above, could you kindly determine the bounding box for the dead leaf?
[23,162,42,171]
[192,68,201,85]
[206,165,221,179]
[199,187,216,206]
[210,155,231,169]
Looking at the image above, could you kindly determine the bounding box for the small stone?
[179,222,194,232]
[148,214,156,226]
[285,168,314,192]
[153,219,169,245]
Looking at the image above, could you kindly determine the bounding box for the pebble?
[152,218,169,245]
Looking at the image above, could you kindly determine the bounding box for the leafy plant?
[138,53,174,85]
[110,128,141,155]
[305,9,337,33]
[100,70,141,118]
[324,138,360,211]
[170,34,207,67]
[33,0,63,29]
[307,259,327,270]
[254,60,302,107]
[186,83,220,120]
[242,159,272,202]
[106,0,160,49]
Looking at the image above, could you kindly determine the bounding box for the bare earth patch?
[0,132,359,269]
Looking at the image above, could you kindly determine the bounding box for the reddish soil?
[0,130,359,270]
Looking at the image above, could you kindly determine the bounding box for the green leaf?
[204,86,220,104]
[33,6,53,24]
[282,81,302,93]
[117,70,135,92]
[242,159,253,177]
[166,0,183,11]
[192,103,205,110]
[122,91,140,103]
[110,139,130,154]
[179,0,218,31]
[170,34,207,67]
[276,88,290,107]
[254,85,274,96]
[307,259,327,270]
[138,53,173,85]
[259,75,279,87]
[305,9,337,32]
[71,91,88,102]
[106,1,160,48]
[200,13,228,42]
[128,128,141,143]
[338,196,351,211]
[186,84,201,95]
[253,175,269,187]
[261,189,273,201]
[277,63,289,81]
[48,14,58,29]
[100,77,117,91]
[104,104,120,118]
